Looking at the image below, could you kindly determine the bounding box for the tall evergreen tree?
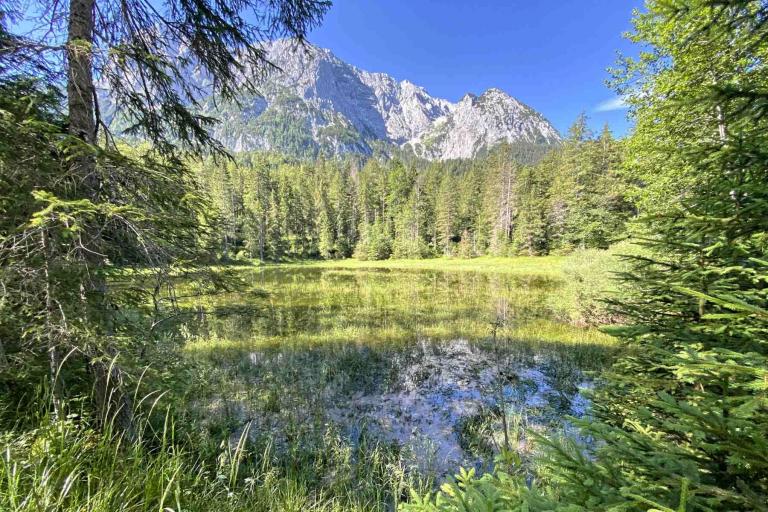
[331,166,356,257]
[482,144,518,255]
[539,2,768,509]
[435,175,460,256]
[0,0,329,429]
[513,164,550,255]
[242,158,272,261]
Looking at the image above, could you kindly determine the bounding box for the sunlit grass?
[0,411,420,512]
[274,255,567,277]
[185,259,609,363]
[182,259,610,349]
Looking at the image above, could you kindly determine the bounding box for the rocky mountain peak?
[191,39,562,159]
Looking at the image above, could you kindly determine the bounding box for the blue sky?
[308,0,643,137]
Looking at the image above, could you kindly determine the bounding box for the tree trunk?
[716,104,727,142]
[67,0,96,145]
[67,0,135,439]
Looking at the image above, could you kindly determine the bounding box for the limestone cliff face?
[143,39,562,158]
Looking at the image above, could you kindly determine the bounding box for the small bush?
[558,241,644,325]
[353,221,393,261]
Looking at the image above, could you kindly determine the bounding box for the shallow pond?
[183,265,614,478]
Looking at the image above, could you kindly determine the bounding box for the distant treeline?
[194,115,633,261]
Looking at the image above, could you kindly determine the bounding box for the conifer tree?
[482,144,518,255]
[242,158,272,261]
[435,175,460,256]
[513,164,550,255]
[1,0,329,430]
[317,190,336,259]
[538,2,768,509]
[331,166,356,257]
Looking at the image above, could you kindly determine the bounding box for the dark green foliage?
[558,3,768,504]
[0,0,331,452]
[547,120,633,252]
[354,219,393,260]
[559,4,768,507]
[195,136,630,262]
[512,165,550,255]
[0,79,212,427]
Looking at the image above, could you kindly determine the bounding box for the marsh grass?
[183,264,613,351]
[0,410,428,512]
[1,362,430,512]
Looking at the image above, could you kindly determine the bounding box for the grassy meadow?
[187,256,613,350]
[280,255,567,276]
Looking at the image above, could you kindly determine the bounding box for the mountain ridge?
[111,39,562,160]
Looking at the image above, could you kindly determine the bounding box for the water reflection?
[182,266,614,477]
